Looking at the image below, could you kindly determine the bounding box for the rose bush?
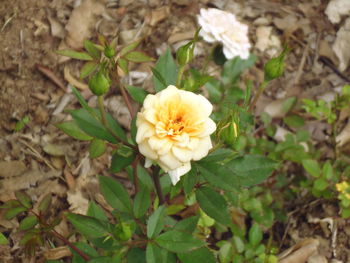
[197,8,251,60]
[136,85,216,184]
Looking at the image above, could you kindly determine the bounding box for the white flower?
[136,85,216,185]
[197,8,251,60]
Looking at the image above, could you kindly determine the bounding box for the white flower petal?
[159,152,182,170]
[168,162,191,185]
[145,158,153,168]
[172,146,193,163]
[138,141,158,160]
[192,136,212,161]
[148,136,173,155]
[198,118,216,137]
[136,119,155,143]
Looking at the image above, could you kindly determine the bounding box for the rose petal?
[192,136,212,160]
[136,119,155,143]
[168,162,191,185]
[159,152,182,170]
[138,141,158,160]
[172,146,193,163]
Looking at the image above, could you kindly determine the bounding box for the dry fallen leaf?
[333,18,350,71]
[255,26,281,57]
[44,246,72,260]
[278,238,320,263]
[336,120,350,146]
[65,0,105,49]
[325,0,350,24]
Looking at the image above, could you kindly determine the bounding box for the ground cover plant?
[1,3,350,263]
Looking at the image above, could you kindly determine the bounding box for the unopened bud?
[88,70,111,96]
[220,118,239,146]
[104,46,115,58]
[176,41,195,66]
[264,47,289,82]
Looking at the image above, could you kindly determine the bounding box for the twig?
[319,56,350,82]
[151,166,165,205]
[36,64,66,91]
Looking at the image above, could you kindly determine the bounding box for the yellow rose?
[136,85,216,185]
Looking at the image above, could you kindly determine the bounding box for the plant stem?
[98,94,137,150]
[30,210,90,261]
[132,155,140,194]
[248,80,268,112]
[176,65,186,87]
[98,95,107,126]
[151,166,165,205]
[51,230,90,261]
[120,83,135,119]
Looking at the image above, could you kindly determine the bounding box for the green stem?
[98,95,107,126]
[248,80,269,112]
[176,66,186,87]
[151,166,165,205]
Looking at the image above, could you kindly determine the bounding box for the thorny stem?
[248,80,268,112]
[29,210,90,261]
[151,166,165,205]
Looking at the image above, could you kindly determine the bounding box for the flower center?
[166,117,185,136]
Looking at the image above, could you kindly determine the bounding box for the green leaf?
[71,86,91,113]
[155,230,205,253]
[314,178,328,191]
[56,121,93,141]
[182,168,198,195]
[88,257,113,263]
[4,206,27,220]
[99,176,132,213]
[124,51,154,62]
[0,200,21,209]
[222,54,256,85]
[38,194,52,212]
[227,155,278,187]
[120,40,141,56]
[323,161,334,180]
[70,108,126,144]
[84,40,101,59]
[173,216,199,234]
[218,242,233,263]
[127,248,146,263]
[15,191,32,208]
[70,109,115,143]
[118,58,129,74]
[89,138,106,158]
[0,232,9,245]
[126,86,148,104]
[196,186,231,226]
[302,159,321,177]
[19,215,38,230]
[56,49,93,61]
[150,67,167,90]
[284,114,304,128]
[110,151,135,173]
[80,61,98,79]
[248,223,263,248]
[233,236,245,253]
[66,213,107,239]
[133,187,151,219]
[71,242,99,263]
[197,162,238,191]
[87,201,108,221]
[146,243,175,263]
[147,205,166,239]
[153,48,178,92]
[177,247,216,263]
